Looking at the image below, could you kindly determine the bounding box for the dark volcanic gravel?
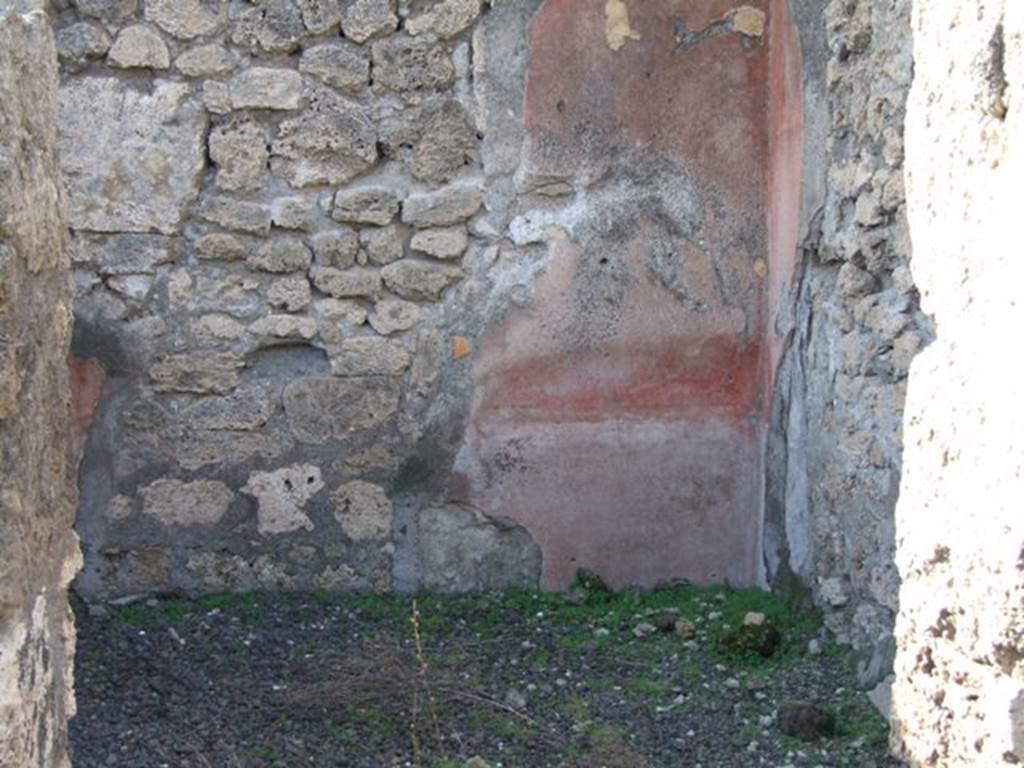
[70,586,905,768]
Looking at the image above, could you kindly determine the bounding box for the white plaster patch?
[730,6,766,38]
[242,464,324,535]
[605,0,641,52]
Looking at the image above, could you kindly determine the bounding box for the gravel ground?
[69,585,904,768]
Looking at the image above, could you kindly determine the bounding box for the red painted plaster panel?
[457,0,787,591]
[454,418,762,591]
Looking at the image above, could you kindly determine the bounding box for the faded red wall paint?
[454,0,801,591]
[69,356,104,436]
[475,336,762,425]
[763,0,804,408]
[523,0,770,215]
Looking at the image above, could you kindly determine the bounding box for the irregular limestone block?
[378,99,477,183]
[283,376,399,443]
[247,238,313,273]
[410,101,477,183]
[339,444,399,473]
[73,233,180,275]
[314,298,367,344]
[299,41,369,93]
[267,275,312,312]
[418,504,542,592]
[187,552,295,591]
[313,564,360,590]
[311,266,381,299]
[372,34,452,92]
[174,44,237,77]
[410,226,468,260]
[368,299,421,335]
[360,224,404,266]
[271,89,378,187]
[58,78,206,235]
[333,481,392,541]
[406,0,481,39]
[107,274,152,301]
[202,81,232,114]
[341,0,398,43]
[228,67,303,111]
[229,0,306,54]
[381,260,462,301]
[249,314,318,344]
[299,0,345,34]
[329,337,410,376]
[107,24,169,69]
[332,187,400,226]
[242,464,324,535]
[195,273,263,318]
[149,353,243,394]
[97,547,170,594]
[402,183,484,228]
[175,430,287,471]
[195,233,256,262]
[55,22,111,73]
[270,196,318,231]
[209,118,268,192]
[311,228,359,268]
[197,196,272,234]
[72,0,138,22]
[145,0,227,39]
[314,298,368,326]
[372,36,454,92]
[140,479,234,526]
[184,387,274,431]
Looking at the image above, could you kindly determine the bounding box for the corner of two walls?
[763,0,927,690]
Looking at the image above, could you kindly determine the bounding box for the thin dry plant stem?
[409,602,442,753]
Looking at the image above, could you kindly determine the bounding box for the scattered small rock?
[632,622,657,639]
[777,700,836,741]
[868,675,894,718]
[86,602,110,620]
[674,619,697,639]
[720,622,782,658]
[504,689,527,710]
[743,611,767,626]
[650,611,679,633]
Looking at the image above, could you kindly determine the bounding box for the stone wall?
[59,0,519,598]
[765,0,926,686]
[61,0,793,599]
[891,0,1023,764]
[0,3,81,766]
